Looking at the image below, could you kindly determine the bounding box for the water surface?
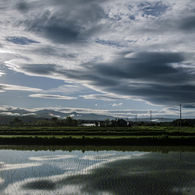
[0,149,195,194]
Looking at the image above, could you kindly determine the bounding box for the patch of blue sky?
[0,68,64,91]
[139,2,169,17]
[95,39,124,48]
[105,14,122,21]
[6,36,39,45]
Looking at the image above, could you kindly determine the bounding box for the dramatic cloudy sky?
[0,0,195,119]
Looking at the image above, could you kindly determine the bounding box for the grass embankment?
[0,145,194,153]
[0,126,195,146]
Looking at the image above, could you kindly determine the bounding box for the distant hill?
[0,112,115,124]
[0,108,177,124]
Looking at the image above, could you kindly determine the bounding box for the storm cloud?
[15,0,106,44]
[11,51,195,106]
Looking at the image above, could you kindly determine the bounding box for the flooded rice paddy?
[0,149,195,195]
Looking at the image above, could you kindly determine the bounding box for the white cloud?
[80,94,130,101]
[0,112,20,116]
[29,94,77,100]
[42,84,93,95]
[0,162,41,171]
[112,103,123,107]
[0,177,4,184]
[0,84,41,92]
[0,72,5,76]
[29,155,76,161]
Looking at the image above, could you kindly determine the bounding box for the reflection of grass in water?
[0,145,195,153]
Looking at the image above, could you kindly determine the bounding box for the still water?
[0,149,195,195]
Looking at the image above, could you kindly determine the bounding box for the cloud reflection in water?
[2,152,195,195]
[0,162,42,171]
[29,155,76,161]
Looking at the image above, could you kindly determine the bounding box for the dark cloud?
[16,0,106,44]
[181,104,195,109]
[96,52,186,84]
[180,16,195,31]
[44,25,81,44]
[87,52,195,105]
[18,51,195,106]
[16,2,30,13]
[6,36,39,45]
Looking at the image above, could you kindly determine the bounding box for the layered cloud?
[0,84,41,92]
[80,94,130,101]
[29,94,77,100]
[0,0,195,108]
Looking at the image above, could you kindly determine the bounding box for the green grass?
[0,126,195,146]
[0,126,189,135]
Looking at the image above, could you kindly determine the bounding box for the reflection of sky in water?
[0,150,194,194]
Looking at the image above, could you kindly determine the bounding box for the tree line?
[12,116,79,127]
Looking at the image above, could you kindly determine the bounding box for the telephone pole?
[150,111,152,123]
[180,103,182,127]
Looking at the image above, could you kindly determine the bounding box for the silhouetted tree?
[14,118,21,123]
[105,118,110,126]
[65,116,78,126]
[52,117,58,123]
[13,118,23,125]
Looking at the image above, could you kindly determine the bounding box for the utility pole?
[135,115,137,123]
[180,103,182,127]
[150,111,152,123]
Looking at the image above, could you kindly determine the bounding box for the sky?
[0,0,195,120]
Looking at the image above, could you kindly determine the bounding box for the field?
[0,126,195,146]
